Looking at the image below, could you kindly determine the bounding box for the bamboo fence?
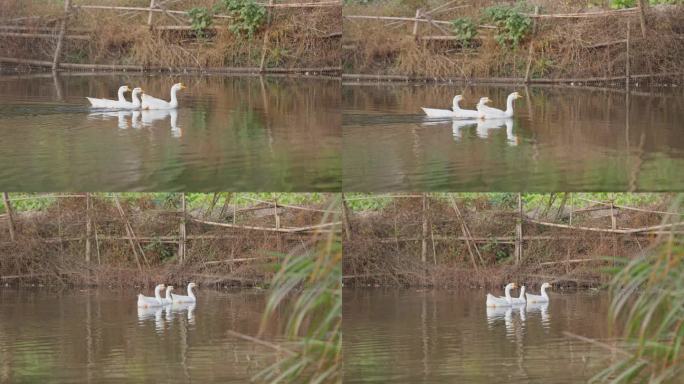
[0,193,340,275]
[341,193,682,275]
[0,0,342,74]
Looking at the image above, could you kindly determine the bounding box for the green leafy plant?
[451,17,478,47]
[610,0,636,8]
[188,7,214,37]
[218,0,266,38]
[483,5,532,49]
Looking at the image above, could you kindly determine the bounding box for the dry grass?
[343,1,684,81]
[0,0,340,69]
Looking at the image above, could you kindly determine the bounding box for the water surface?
[343,84,684,191]
[0,73,341,191]
[0,288,283,383]
[343,288,618,383]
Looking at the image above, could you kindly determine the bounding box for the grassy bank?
[0,192,339,287]
[342,192,680,288]
[0,0,340,72]
[343,0,684,83]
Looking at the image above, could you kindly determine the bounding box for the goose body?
[142,83,186,110]
[510,285,526,305]
[87,85,132,109]
[526,282,552,303]
[477,92,522,119]
[422,95,481,119]
[171,282,197,303]
[161,286,174,305]
[137,284,165,308]
[486,283,517,307]
[117,87,143,110]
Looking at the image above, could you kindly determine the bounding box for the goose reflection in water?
[526,302,550,330]
[138,302,196,331]
[88,109,180,137]
[487,304,526,339]
[421,117,518,145]
[476,118,517,146]
[87,110,132,130]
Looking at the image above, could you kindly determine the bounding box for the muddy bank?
[343,1,684,83]
[342,194,676,289]
[0,194,335,287]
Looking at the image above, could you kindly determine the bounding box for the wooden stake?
[2,193,15,241]
[52,0,71,71]
[179,193,187,263]
[626,20,631,89]
[412,9,422,38]
[147,0,155,26]
[515,193,523,265]
[85,193,91,263]
[421,194,428,264]
[637,0,648,38]
[341,193,352,241]
[524,6,539,83]
[114,195,145,271]
[259,0,275,71]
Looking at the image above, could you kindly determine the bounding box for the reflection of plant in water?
[256,197,341,383]
[593,195,683,383]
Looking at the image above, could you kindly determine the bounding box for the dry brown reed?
[0,195,329,287]
[343,195,672,289]
[0,0,340,70]
[343,1,684,82]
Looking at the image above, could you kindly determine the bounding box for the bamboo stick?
[525,8,638,18]
[524,6,539,83]
[626,20,631,88]
[526,217,684,234]
[52,0,71,71]
[0,32,89,40]
[0,57,341,74]
[2,193,16,241]
[114,195,145,271]
[345,15,451,25]
[190,217,340,233]
[179,192,186,263]
[341,72,684,84]
[85,193,91,263]
[421,193,428,264]
[637,0,648,38]
[147,0,155,26]
[341,193,352,241]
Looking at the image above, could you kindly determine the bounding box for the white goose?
[526,282,552,303]
[137,284,165,308]
[171,282,197,303]
[486,282,517,307]
[477,92,522,119]
[161,285,174,305]
[510,285,526,305]
[119,87,144,110]
[422,95,480,119]
[142,83,186,110]
[86,85,131,109]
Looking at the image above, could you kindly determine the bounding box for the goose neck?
[505,94,515,116]
[170,88,179,108]
[118,88,127,102]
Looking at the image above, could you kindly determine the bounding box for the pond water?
[343,84,684,191]
[343,288,618,383]
[0,288,283,383]
[0,73,341,191]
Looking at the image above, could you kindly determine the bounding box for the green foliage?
[451,17,478,47]
[257,199,341,383]
[218,0,266,38]
[611,0,683,7]
[483,5,532,49]
[188,7,214,37]
[593,195,684,383]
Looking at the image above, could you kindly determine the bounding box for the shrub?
[188,7,214,37]
[218,0,266,38]
[451,17,478,47]
[483,5,532,49]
